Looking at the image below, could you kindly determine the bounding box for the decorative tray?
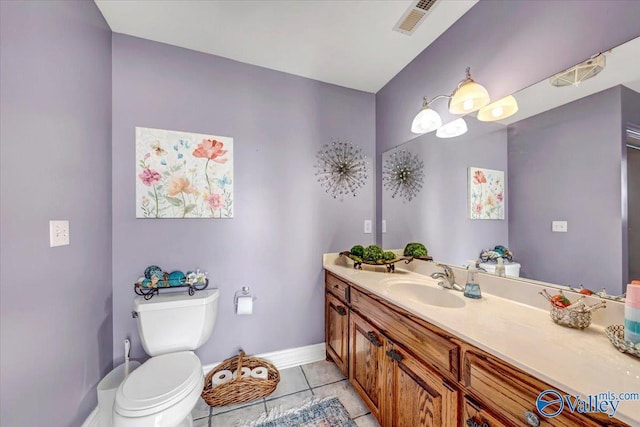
[134,278,209,300]
[605,325,640,358]
[339,251,432,273]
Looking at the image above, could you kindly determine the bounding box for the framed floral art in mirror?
[468,166,504,220]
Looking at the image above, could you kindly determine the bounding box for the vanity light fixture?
[448,67,491,114]
[410,97,443,134]
[411,67,490,135]
[436,118,468,139]
[477,95,519,122]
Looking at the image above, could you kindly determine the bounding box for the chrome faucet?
[430,264,464,292]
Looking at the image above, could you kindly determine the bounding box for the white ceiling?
[94,0,477,93]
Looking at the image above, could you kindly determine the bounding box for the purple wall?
[507,87,625,293]
[622,87,640,286]
[375,0,640,244]
[0,1,112,426]
[111,34,375,364]
[382,119,508,266]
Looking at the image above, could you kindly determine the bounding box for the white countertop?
[323,254,640,425]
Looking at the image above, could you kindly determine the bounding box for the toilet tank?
[133,289,219,356]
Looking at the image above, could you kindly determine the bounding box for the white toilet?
[113,289,220,427]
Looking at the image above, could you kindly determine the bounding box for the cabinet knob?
[465,417,489,427]
[386,349,403,362]
[336,305,347,316]
[524,411,540,427]
[366,331,383,347]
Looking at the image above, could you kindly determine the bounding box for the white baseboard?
[202,342,326,374]
[82,342,326,426]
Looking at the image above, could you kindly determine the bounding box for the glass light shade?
[436,118,468,138]
[477,95,519,122]
[449,81,490,114]
[411,107,443,134]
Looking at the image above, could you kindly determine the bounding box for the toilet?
[113,289,220,427]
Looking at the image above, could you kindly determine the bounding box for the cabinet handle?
[386,349,403,362]
[465,417,489,427]
[333,284,339,289]
[365,331,383,347]
[336,305,347,316]
[524,411,540,427]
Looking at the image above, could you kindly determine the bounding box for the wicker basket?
[202,351,280,407]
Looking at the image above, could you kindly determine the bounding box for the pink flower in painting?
[192,139,228,163]
[206,193,225,210]
[496,193,503,202]
[475,204,482,215]
[139,168,161,186]
[167,177,195,196]
[473,170,487,185]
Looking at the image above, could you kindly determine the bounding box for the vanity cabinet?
[324,270,630,427]
[349,311,384,420]
[325,272,350,376]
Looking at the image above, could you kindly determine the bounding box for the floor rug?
[240,396,356,427]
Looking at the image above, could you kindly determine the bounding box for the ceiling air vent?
[549,54,606,87]
[393,0,438,36]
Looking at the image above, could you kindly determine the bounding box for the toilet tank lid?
[134,289,219,312]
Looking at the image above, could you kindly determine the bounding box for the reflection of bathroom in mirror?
[382,35,640,296]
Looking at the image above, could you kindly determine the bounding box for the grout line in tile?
[310,377,349,390]
[263,398,268,413]
[299,364,313,391]
[351,411,372,421]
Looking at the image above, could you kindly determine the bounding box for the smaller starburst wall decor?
[382,150,425,202]
[314,140,369,200]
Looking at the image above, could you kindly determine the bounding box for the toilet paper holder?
[234,286,257,309]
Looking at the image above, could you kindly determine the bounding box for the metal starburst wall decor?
[314,140,368,199]
[382,150,424,202]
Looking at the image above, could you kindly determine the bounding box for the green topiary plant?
[363,245,384,262]
[383,251,397,261]
[403,242,428,258]
[350,245,364,258]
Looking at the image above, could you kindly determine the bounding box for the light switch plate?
[382,220,387,233]
[552,220,567,233]
[50,220,70,247]
[364,220,372,234]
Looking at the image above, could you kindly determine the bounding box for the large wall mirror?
[382,35,640,296]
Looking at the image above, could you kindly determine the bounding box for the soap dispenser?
[495,257,506,277]
[464,261,482,299]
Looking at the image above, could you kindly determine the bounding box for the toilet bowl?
[113,289,219,427]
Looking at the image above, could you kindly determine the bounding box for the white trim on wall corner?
[81,342,326,427]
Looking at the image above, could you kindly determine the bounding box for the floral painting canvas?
[468,167,504,220]
[135,127,233,218]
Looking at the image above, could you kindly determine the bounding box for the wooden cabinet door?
[325,291,349,376]
[349,310,385,421]
[385,343,458,427]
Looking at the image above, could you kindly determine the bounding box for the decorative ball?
[141,278,152,288]
[168,270,186,287]
[144,265,163,280]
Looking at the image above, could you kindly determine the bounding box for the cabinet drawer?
[463,350,601,427]
[463,396,510,427]
[326,272,350,304]
[350,287,459,382]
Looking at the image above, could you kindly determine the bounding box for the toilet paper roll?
[232,367,252,379]
[211,370,233,386]
[251,367,268,380]
[236,296,253,315]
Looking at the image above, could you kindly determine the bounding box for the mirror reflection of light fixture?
[436,118,468,139]
[411,67,489,135]
[477,95,519,122]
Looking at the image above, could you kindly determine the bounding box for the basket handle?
[234,350,245,380]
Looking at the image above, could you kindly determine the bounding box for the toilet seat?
[115,351,203,418]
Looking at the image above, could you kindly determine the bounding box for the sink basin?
[381,279,466,308]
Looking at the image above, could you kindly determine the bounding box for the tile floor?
[192,360,380,426]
